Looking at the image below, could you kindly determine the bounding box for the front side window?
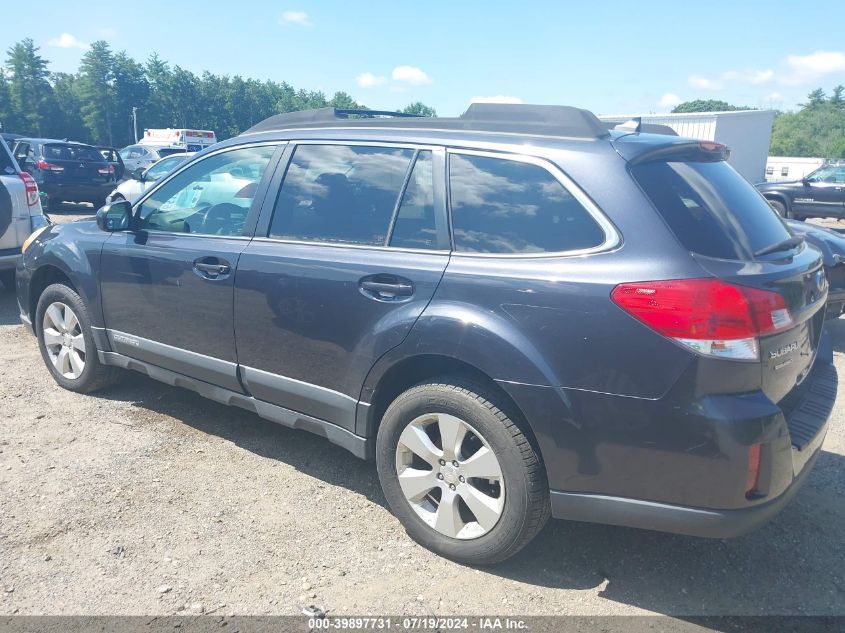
[137,145,276,236]
[269,144,414,246]
[145,156,186,182]
[781,167,789,177]
[449,153,606,254]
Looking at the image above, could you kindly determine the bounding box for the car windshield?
[44,144,103,162]
[146,156,186,181]
[807,164,845,183]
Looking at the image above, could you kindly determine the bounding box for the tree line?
[672,91,845,158]
[0,38,437,148]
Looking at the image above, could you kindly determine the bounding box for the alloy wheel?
[42,302,86,380]
[395,413,505,540]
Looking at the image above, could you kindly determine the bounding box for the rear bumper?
[40,182,114,201]
[501,333,836,538]
[549,447,820,538]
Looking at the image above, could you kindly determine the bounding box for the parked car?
[119,144,191,173]
[106,153,195,204]
[787,219,845,318]
[12,138,116,208]
[97,146,125,181]
[0,136,48,291]
[16,105,837,564]
[756,163,845,219]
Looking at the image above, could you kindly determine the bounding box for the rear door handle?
[192,258,231,279]
[359,276,414,301]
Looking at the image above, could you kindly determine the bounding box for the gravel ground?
[0,207,843,618]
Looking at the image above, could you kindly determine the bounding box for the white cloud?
[688,75,724,91]
[657,92,682,108]
[356,72,386,88]
[46,33,89,50]
[782,50,845,84]
[470,95,524,104]
[392,66,432,85]
[279,11,312,26]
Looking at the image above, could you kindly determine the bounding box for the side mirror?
[96,200,133,232]
[130,168,145,181]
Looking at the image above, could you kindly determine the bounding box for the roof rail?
[243,103,609,140]
[243,107,422,134]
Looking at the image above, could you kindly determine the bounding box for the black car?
[12,138,116,208]
[15,105,837,564]
[787,219,845,317]
[757,163,845,219]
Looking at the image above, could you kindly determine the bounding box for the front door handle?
[359,275,414,301]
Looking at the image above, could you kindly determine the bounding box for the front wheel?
[768,199,792,219]
[35,283,122,392]
[376,379,550,564]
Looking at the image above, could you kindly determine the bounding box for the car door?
[234,143,450,431]
[100,143,282,391]
[793,165,845,217]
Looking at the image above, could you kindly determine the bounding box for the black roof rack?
[242,103,608,139]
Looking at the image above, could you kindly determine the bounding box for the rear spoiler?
[614,138,730,165]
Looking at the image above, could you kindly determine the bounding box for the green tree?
[111,52,149,146]
[78,40,116,144]
[671,99,751,113]
[5,38,53,135]
[401,102,437,117]
[801,88,827,109]
[830,85,844,109]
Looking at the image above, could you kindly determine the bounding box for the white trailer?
[764,156,825,182]
[598,110,775,184]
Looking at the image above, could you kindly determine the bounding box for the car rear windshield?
[44,143,104,162]
[630,160,792,260]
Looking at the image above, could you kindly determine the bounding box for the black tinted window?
[44,144,103,161]
[631,161,792,260]
[449,154,605,254]
[270,144,414,246]
[390,151,438,249]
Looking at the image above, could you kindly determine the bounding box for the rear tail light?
[98,164,115,175]
[19,172,39,207]
[36,160,64,172]
[745,443,762,499]
[610,278,793,360]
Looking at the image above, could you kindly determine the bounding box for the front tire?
[35,283,121,393]
[376,378,550,564]
[768,199,792,219]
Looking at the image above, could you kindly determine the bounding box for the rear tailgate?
[626,145,828,409]
[42,143,113,185]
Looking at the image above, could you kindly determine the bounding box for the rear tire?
[0,270,15,293]
[769,199,792,219]
[376,378,550,564]
[35,283,121,393]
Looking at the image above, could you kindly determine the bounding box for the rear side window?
[389,151,438,250]
[270,144,414,246]
[631,161,792,260]
[449,153,605,254]
[0,139,15,174]
[44,144,103,162]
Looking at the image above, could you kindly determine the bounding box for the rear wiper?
[754,235,805,258]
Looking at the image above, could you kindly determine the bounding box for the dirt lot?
[0,206,844,617]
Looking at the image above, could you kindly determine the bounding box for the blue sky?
[3,1,845,116]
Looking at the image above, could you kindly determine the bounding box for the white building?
[599,110,775,184]
[764,156,825,182]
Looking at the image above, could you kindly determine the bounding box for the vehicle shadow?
[92,370,845,616]
[826,316,845,353]
[0,286,21,324]
[45,201,96,216]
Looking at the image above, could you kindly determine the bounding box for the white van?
[140,128,217,153]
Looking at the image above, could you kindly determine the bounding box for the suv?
[12,139,116,209]
[756,163,845,219]
[16,105,837,564]
[0,136,48,291]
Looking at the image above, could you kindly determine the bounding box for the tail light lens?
[98,164,115,176]
[610,278,793,360]
[19,172,39,207]
[36,160,64,172]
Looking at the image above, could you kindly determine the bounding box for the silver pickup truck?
[0,136,48,291]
